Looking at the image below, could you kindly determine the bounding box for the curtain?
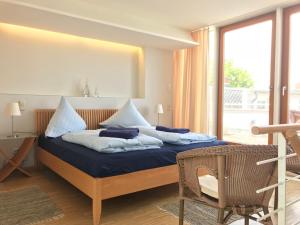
[173,28,209,132]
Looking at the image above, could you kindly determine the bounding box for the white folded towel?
[137,127,217,145]
[62,129,163,153]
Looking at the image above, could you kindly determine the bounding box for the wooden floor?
[0,170,300,225]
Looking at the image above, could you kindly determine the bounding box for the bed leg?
[93,198,102,225]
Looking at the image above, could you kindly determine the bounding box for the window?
[218,13,276,144]
[281,5,300,123]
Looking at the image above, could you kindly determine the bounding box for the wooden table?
[0,133,37,182]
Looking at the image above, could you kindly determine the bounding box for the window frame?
[217,12,277,144]
[280,4,300,123]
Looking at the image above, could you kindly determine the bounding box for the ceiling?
[1,0,299,49]
[69,0,297,30]
[9,0,299,31]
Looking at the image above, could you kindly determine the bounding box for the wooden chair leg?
[217,208,225,225]
[263,207,273,224]
[274,187,278,210]
[244,215,250,225]
[223,210,233,223]
[179,199,184,225]
[93,199,102,225]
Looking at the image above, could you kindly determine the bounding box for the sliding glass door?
[281,5,300,124]
[218,13,276,144]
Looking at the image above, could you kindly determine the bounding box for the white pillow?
[45,97,87,137]
[100,100,151,128]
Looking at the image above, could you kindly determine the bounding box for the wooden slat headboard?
[35,109,117,135]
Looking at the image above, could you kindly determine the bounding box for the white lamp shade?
[157,104,164,114]
[6,102,21,116]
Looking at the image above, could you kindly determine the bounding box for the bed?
[35,109,226,225]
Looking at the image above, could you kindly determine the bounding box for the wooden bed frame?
[35,109,179,225]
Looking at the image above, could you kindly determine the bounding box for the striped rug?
[0,186,64,225]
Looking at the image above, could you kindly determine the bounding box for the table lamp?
[6,102,21,138]
[157,104,164,125]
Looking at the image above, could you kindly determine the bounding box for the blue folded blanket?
[156,126,190,134]
[107,127,140,134]
[99,129,139,139]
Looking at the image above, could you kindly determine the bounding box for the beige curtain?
[173,28,209,132]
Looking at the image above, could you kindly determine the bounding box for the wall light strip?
[0,22,141,51]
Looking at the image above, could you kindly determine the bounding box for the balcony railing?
[223,87,300,110]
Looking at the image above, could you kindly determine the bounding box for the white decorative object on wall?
[82,79,90,97]
[94,88,100,98]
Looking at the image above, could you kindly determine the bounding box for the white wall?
[0,22,142,98]
[0,47,173,134]
[0,47,173,168]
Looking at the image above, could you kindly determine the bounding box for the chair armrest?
[177,146,222,198]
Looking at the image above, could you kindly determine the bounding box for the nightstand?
[0,133,37,182]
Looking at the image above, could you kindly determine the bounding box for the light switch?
[18,101,25,111]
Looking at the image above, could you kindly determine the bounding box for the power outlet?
[167,104,172,111]
[13,148,19,155]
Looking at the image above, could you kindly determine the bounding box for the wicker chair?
[177,145,278,225]
[285,131,300,174]
[287,145,300,174]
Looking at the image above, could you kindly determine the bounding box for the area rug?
[0,186,64,225]
[158,200,242,225]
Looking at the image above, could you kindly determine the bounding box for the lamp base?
[8,116,19,138]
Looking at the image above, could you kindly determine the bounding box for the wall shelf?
[0,1,198,50]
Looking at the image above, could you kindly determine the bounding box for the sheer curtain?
[173,28,209,132]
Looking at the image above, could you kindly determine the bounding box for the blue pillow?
[45,97,86,137]
[100,99,151,128]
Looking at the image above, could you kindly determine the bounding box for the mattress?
[38,135,227,178]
